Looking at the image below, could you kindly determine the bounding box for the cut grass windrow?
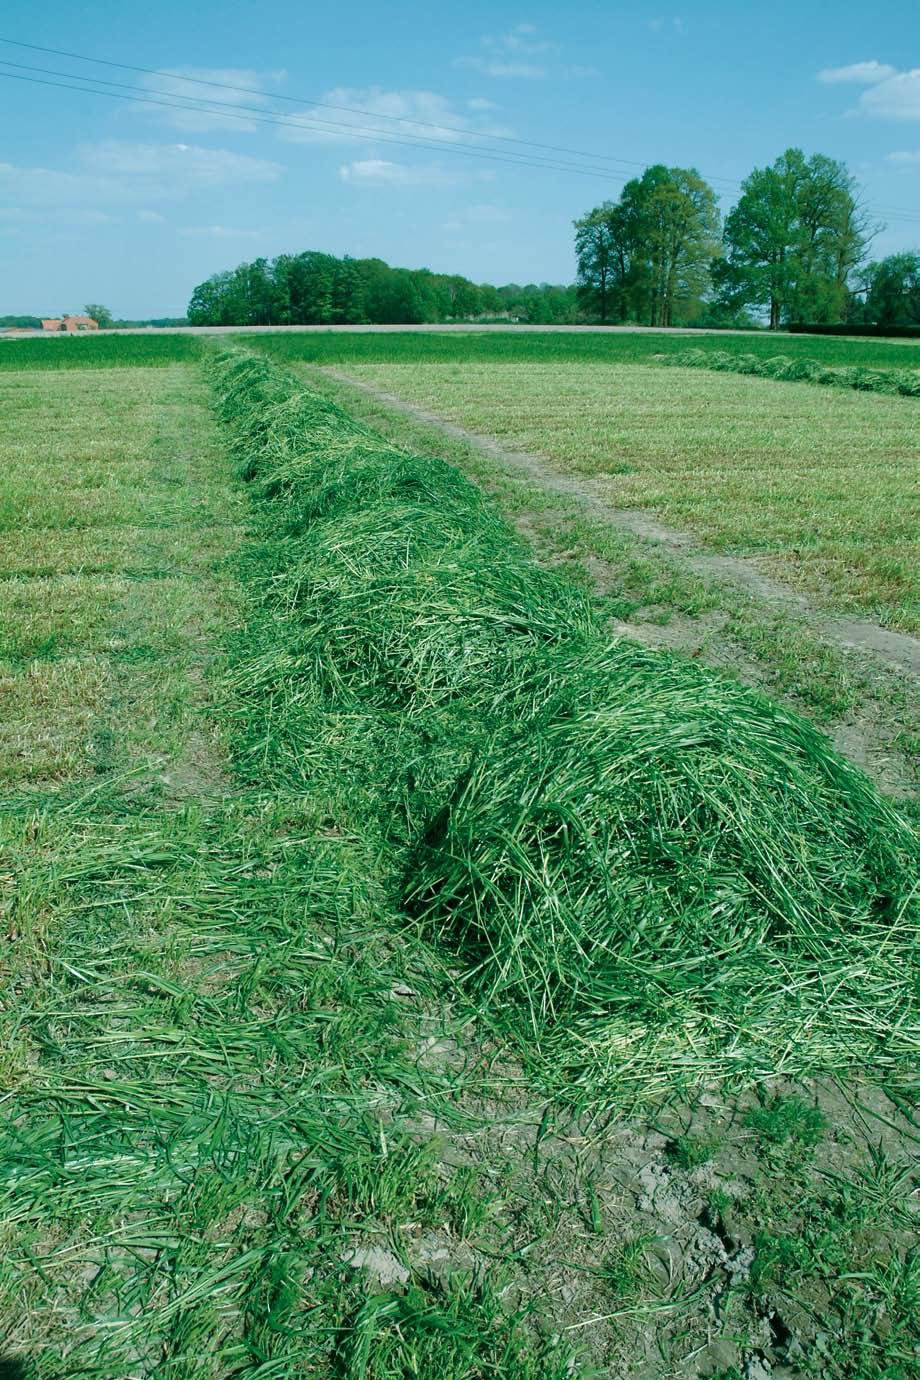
[210,345,920,1097]
[0,360,579,1378]
[660,347,920,397]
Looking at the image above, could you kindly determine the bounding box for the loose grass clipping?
[211,345,920,1084]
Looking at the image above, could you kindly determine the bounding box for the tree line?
[575,147,919,329]
[187,253,578,327]
[182,149,918,332]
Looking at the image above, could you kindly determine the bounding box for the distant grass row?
[213,345,920,1097]
[662,347,920,397]
[328,356,920,634]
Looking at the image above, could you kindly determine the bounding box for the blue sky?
[1,0,919,317]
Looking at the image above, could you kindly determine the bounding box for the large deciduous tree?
[715,149,870,328]
[574,202,619,323]
[575,167,720,326]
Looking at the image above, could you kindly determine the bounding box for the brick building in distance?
[41,315,99,332]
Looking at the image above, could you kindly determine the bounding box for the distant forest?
[187,253,578,327]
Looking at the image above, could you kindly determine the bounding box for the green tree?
[84,303,113,328]
[575,170,720,326]
[716,149,869,328]
[574,202,624,323]
[859,252,920,326]
[186,251,576,327]
[187,274,232,325]
[331,257,366,323]
[624,166,721,326]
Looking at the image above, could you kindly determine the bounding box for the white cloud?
[455,25,555,79]
[69,209,117,225]
[280,86,512,145]
[485,25,553,56]
[819,62,920,121]
[887,149,920,166]
[459,60,546,78]
[0,160,92,206]
[139,67,286,132]
[468,97,498,111]
[338,159,458,187]
[137,209,166,223]
[860,70,920,120]
[817,60,897,85]
[0,142,283,214]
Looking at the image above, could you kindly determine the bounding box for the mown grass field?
[256,341,920,635]
[1,335,919,1379]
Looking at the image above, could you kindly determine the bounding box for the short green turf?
[0,359,583,1377]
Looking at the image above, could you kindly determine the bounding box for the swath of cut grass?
[408,639,919,1085]
[210,344,920,1097]
[0,358,579,1376]
[661,347,920,397]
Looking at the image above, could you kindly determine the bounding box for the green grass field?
[0,335,202,370]
[1,336,919,1379]
[249,326,920,370]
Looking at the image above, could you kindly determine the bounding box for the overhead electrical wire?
[0,34,745,186]
[1,35,919,224]
[0,67,652,185]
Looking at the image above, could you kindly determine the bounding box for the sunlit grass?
[2,344,918,1378]
[0,359,583,1377]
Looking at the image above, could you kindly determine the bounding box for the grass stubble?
[0,341,918,1377]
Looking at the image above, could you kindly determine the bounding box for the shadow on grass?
[0,1360,30,1380]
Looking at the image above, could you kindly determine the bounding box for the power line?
[1,37,919,226]
[0,68,647,185]
[0,58,674,181]
[0,34,745,187]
